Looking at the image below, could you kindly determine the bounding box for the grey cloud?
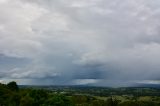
[0,0,160,86]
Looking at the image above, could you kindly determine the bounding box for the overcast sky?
[0,0,160,86]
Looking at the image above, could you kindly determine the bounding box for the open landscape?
[1,81,160,106]
[1,0,160,106]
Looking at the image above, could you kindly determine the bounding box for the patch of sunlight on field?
[138,96,151,101]
[94,96,109,100]
[113,96,126,102]
[94,95,130,102]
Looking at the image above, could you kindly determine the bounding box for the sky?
[0,0,160,86]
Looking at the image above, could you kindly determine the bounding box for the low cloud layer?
[0,0,160,86]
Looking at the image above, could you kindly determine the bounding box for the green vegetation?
[0,81,160,106]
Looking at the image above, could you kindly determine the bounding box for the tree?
[29,89,48,106]
[46,94,73,106]
[7,81,19,91]
[105,97,119,106]
[20,96,34,106]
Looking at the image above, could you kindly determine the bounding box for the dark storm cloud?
[0,0,160,86]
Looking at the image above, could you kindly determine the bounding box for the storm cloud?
[0,0,160,86]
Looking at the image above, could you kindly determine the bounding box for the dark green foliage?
[0,82,20,106]
[90,100,105,106]
[0,81,74,106]
[72,95,88,104]
[119,101,160,106]
[7,81,19,91]
[105,97,119,106]
[45,94,73,106]
[20,95,34,106]
[29,89,48,106]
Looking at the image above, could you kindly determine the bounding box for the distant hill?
[134,83,160,88]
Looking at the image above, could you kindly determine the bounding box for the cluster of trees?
[0,81,160,106]
[0,81,73,106]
